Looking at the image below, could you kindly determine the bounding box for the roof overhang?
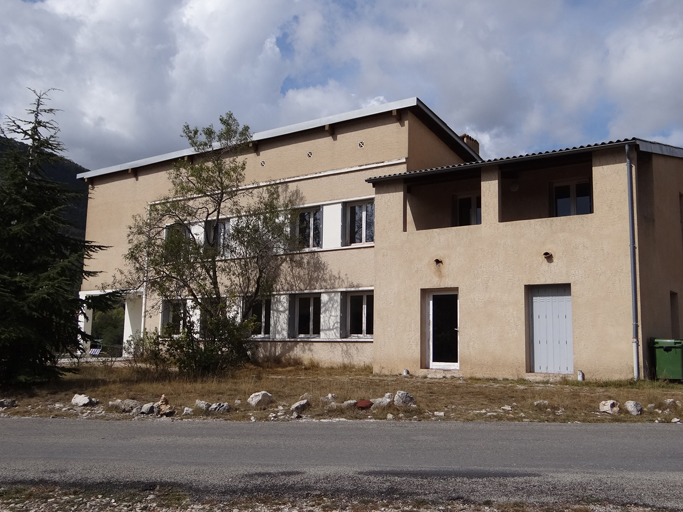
[366,138,683,185]
[77,97,481,181]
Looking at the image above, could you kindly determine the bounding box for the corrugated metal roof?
[366,137,683,184]
[77,97,480,180]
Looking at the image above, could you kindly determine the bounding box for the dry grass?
[2,362,683,423]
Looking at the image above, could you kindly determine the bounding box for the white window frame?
[248,298,272,338]
[295,294,321,337]
[204,217,230,258]
[161,298,191,336]
[296,207,323,249]
[344,200,375,245]
[452,194,481,227]
[426,290,460,370]
[552,180,592,217]
[346,292,373,338]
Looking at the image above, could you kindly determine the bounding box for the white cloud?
[1,0,682,169]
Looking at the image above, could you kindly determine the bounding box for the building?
[77,98,683,380]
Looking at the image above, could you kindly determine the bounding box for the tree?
[0,89,115,385]
[122,112,299,377]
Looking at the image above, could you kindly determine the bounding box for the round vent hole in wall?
[358,141,365,148]
[260,161,265,167]
[307,151,312,158]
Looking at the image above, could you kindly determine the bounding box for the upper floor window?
[553,181,592,217]
[347,292,373,337]
[346,201,374,244]
[297,208,322,249]
[204,218,229,256]
[452,194,481,226]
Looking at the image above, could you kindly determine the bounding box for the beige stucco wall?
[407,112,466,171]
[637,152,683,376]
[255,340,373,367]
[373,147,636,379]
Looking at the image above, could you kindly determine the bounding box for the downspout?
[626,143,640,380]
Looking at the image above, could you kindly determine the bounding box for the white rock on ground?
[394,391,416,407]
[0,399,17,408]
[663,398,676,407]
[672,418,681,423]
[140,403,156,415]
[370,397,392,410]
[195,400,211,411]
[320,393,337,403]
[534,400,549,407]
[248,391,272,408]
[182,407,193,416]
[208,402,231,413]
[290,399,310,413]
[342,400,357,408]
[599,400,620,414]
[71,394,97,407]
[299,393,313,401]
[624,401,643,416]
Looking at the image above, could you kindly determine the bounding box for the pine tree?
[0,89,113,385]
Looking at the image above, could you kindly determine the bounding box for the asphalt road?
[2,417,683,508]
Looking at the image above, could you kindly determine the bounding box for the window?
[346,201,375,244]
[452,195,481,226]
[161,299,189,335]
[553,182,592,217]
[204,218,229,256]
[248,299,271,337]
[296,295,321,336]
[297,208,322,249]
[347,292,373,337]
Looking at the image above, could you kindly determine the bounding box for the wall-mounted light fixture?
[543,251,553,261]
[434,258,443,265]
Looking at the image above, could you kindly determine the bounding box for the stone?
[234,399,242,406]
[195,400,211,411]
[356,399,373,410]
[299,393,313,401]
[672,418,681,423]
[140,403,156,415]
[320,393,337,403]
[501,405,512,411]
[71,394,97,407]
[534,400,549,407]
[0,399,17,408]
[434,411,445,417]
[663,398,676,407]
[130,406,142,416]
[394,391,416,407]
[599,400,620,415]
[624,401,642,416]
[342,400,358,408]
[290,399,310,413]
[248,391,272,408]
[182,407,193,416]
[555,408,565,416]
[647,404,656,410]
[209,402,231,413]
[155,394,174,417]
[386,413,394,420]
[370,397,392,410]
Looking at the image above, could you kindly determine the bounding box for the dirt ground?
[2,363,683,424]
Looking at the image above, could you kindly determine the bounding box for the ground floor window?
[161,299,190,335]
[426,291,459,369]
[296,295,321,336]
[249,298,271,337]
[347,292,373,337]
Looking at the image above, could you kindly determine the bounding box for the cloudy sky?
[1,0,682,171]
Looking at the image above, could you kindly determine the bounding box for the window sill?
[253,338,373,343]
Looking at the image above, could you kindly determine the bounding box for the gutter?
[626,143,640,380]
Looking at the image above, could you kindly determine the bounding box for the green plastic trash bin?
[653,339,683,380]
